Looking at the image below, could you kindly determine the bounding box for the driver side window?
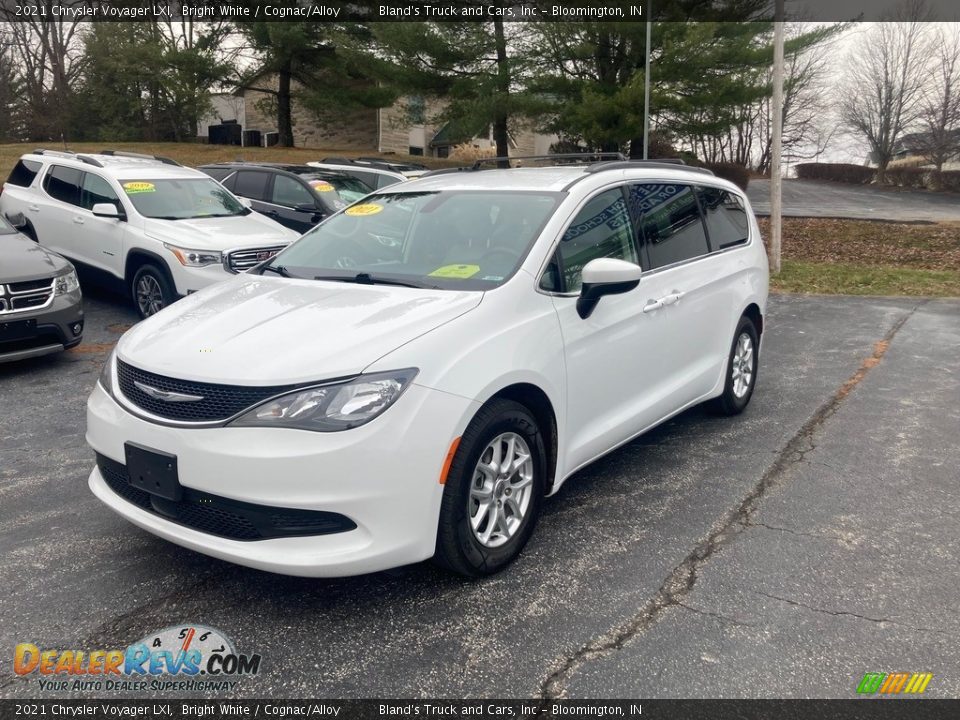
[271,175,314,208]
[540,187,638,293]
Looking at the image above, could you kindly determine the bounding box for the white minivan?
[86,158,768,577]
[1,150,298,318]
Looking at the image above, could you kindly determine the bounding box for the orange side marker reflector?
[439,437,462,485]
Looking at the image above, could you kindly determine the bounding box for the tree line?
[0,0,956,175]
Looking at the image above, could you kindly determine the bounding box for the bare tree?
[838,1,934,183]
[916,25,960,175]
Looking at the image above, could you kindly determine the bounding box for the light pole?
[770,0,785,274]
[642,0,652,159]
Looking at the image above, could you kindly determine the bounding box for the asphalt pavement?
[1,289,958,699]
[747,179,960,222]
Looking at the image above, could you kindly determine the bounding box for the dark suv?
[198,163,372,234]
[0,214,83,362]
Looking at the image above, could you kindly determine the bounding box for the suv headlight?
[164,243,222,267]
[99,347,116,395]
[54,269,80,295]
[230,369,418,432]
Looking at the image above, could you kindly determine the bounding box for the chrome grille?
[0,278,55,315]
[224,245,287,273]
[117,359,302,423]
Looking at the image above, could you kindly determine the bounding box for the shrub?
[935,170,960,192]
[884,166,930,188]
[795,163,875,184]
[704,161,750,190]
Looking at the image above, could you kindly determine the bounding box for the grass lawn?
[759,218,960,297]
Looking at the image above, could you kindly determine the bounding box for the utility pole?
[642,0,653,159]
[769,0,785,274]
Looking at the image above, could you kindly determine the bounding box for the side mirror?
[236,196,253,209]
[91,203,123,220]
[577,258,643,319]
[5,212,26,228]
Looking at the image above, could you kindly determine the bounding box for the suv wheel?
[710,315,759,416]
[131,264,175,319]
[434,399,546,577]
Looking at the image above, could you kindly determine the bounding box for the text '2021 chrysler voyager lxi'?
[86,157,768,577]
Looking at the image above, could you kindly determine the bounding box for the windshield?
[299,173,372,207]
[265,190,563,290]
[121,178,247,220]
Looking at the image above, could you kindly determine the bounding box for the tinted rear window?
[7,159,42,187]
[630,183,710,269]
[697,186,750,250]
[234,170,270,200]
[43,165,82,206]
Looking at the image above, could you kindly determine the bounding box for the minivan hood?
[118,275,483,384]
[142,213,297,251]
[0,232,72,283]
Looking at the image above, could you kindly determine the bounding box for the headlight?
[230,369,418,432]
[54,269,80,295]
[164,243,222,267]
[99,347,116,395]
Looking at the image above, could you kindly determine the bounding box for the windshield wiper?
[260,264,292,278]
[313,272,425,289]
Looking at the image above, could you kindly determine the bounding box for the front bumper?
[0,291,83,363]
[86,380,478,577]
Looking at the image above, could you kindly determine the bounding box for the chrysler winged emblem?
[133,381,204,403]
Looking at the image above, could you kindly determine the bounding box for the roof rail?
[31,148,103,167]
[471,152,627,170]
[585,159,715,176]
[419,167,474,178]
[99,150,182,167]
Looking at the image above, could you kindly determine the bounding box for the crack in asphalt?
[676,602,755,628]
[753,590,957,637]
[742,521,853,544]
[536,301,927,699]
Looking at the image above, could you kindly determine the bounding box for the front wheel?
[434,399,546,577]
[131,264,175,319]
[709,315,759,416]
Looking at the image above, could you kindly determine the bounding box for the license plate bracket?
[125,442,182,502]
[0,318,38,342]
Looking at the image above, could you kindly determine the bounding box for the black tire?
[130,263,176,319]
[434,399,547,577]
[709,315,759,416]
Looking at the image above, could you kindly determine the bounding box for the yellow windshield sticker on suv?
[345,203,383,217]
[428,264,481,279]
[122,182,155,194]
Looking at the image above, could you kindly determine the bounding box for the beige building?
[233,74,554,157]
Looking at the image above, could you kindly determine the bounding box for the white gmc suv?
[86,156,768,578]
[1,150,298,318]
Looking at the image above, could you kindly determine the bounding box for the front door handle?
[73,216,85,225]
[28,204,39,212]
[642,299,663,313]
[661,290,685,306]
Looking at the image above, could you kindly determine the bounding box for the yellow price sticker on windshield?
[310,181,335,192]
[345,203,383,217]
[428,264,480,279]
[123,182,155,194]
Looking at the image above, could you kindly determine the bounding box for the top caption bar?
[1,0,957,22]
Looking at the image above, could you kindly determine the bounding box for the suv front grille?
[225,245,286,273]
[97,454,356,541]
[0,278,55,315]
[117,359,301,423]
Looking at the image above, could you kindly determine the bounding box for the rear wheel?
[710,315,759,416]
[434,399,546,577]
[131,264,175,319]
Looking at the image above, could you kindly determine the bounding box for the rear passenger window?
[7,160,42,187]
[43,165,82,206]
[629,183,709,270]
[697,186,749,250]
[542,188,638,293]
[81,173,120,210]
[233,171,269,200]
